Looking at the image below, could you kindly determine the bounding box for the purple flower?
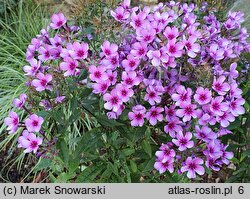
[144,86,162,105]
[101,41,118,57]
[145,106,164,126]
[130,42,148,58]
[183,36,200,58]
[210,96,228,116]
[229,81,242,98]
[25,114,44,133]
[116,83,134,102]
[155,144,176,160]
[194,87,211,105]
[154,156,174,174]
[69,42,89,60]
[23,58,40,76]
[164,118,182,138]
[172,131,194,151]
[130,12,147,29]
[32,73,52,92]
[220,145,234,165]
[60,57,79,76]
[93,81,110,94]
[194,125,216,142]
[176,104,197,122]
[229,98,245,116]
[128,105,146,127]
[166,39,184,58]
[103,89,123,112]
[165,105,177,121]
[122,71,141,88]
[4,111,19,134]
[209,44,224,60]
[111,6,129,22]
[136,24,156,43]
[212,76,230,95]
[181,157,205,179]
[172,85,192,106]
[89,65,108,82]
[18,131,43,153]
[122,55,140,71]
[50,13,67,29]
[205,156,221,171]
[55,96,65,104]
[216,111,235,127]
[229,62,238,79]
[163,26,179,40]
[203,140,222,159]
[13,93,27,109]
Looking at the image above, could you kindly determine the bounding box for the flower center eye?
[151,110,158,117]
[111,57,117,65]
[169,45,176,54]
[77,50,85,57]
[214,83,222,91]
[40,79,47,86]
[111,96,119,104]
[185,107,193,115]
[94,71,101,78]
[135,19,141,27]
[30,141,38,149]
[125,78,133,85]
[69,62,76,70]
[149,92,156,98]
[139,48,145,55]
[186,42,192,50]
[117,14,123,20]
[32,120,38,127]
[180,138,187,145]
[135,113,143,120]
[121,90,127,96]
[105,49,111,55]
[199,94,207,101]
[56,21,63,27]
[189,162,196,170]
[212,102,220,110]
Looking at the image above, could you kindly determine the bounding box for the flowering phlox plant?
[88,0,250,179]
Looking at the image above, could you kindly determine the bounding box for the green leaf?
[130,160,137,173]
[142,140,152,157]
[34,158,52,172]
[57,139,69,166]
[121,148,135,157]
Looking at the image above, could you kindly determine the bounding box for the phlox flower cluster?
[88,0,249,178]
[4,13,90,156]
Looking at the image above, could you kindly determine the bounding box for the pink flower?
[55,96,65,104]
[216,111,235,127]
[183,36,200,58]
[101,41,118,57]
[212,76,230,95]
[69,42,89,60]
[147,49,169,66]
[229,62,238,79]
[165,105,177,121]
[181,157,205,179]
[136,25,156,43]
[89,65,108,82]
[18,131,43,153]
[25,114,44,133]
[93,81,111,94]
[13,93,27,109]
[111,6,130,21]
[156,144,176,160]
[116,83,134,102]
[154,156,174,174]
[101,55,119,70]
[122,71,141,88]
[130,42,148,58]
[209,44,224,60]
[144,86,162,105]
[146,106,164,126]
[23,58,40,76]
[60,57,79,76]
[107,70,117,85]
[166,39,184,58]
[194,125,216,142]
[194,87,212,105]
[229,81,242,98]
[50,13,67,29]
[103,89,123,112]
[4,111,19,134]
[172,131,194,151]
[172,85,192,106]
[163,26,179,40]
[130,12,146,29]
[32,73,52,92]
[122,55,140,71]
[176,104,197,122]
[164,118,182,138]
[128,105,146,127]
[210,96,228,116]
[229,98,245,116]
